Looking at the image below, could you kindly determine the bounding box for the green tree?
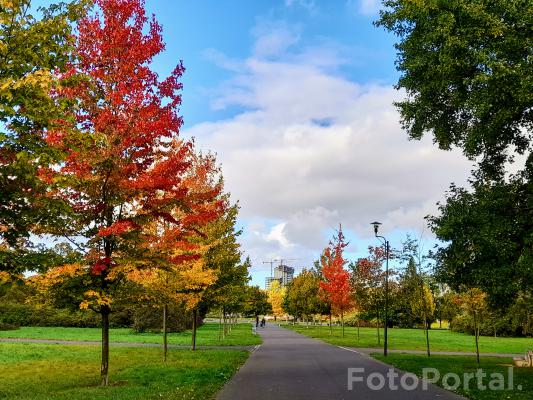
[0,0,86,276]
[378,0,533,310]
[397,257,422,327]
[284,269,325,324]
[242,285,271,321]
[429,176,533,308]
[377,0,532,177]
[200,203,249,339]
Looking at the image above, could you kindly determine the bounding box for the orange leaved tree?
[319,225,354,337]
[37,0,221,386]
[129,152,226,354]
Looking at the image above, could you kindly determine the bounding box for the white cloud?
[251,22,301,58]
[265,222,293,248]
[347,0,382,16]
[186,28,472,279]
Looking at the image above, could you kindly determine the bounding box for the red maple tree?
[39,0,223,385]
[319,225,354,337]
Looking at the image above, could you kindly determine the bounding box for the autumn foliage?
[35,0,225,385]
[319,225,353,336]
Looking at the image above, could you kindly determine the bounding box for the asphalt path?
[216,324,465,400]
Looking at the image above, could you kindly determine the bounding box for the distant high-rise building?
[273,264,294,287]
[265,264,295,290]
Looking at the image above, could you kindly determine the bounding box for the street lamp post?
[371,221,389,357]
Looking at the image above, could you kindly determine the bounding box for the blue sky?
[143,0,398,126]
[32,0,473,286]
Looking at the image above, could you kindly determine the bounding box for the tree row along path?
[217,324,465,400]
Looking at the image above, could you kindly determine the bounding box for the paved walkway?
[0,338,253,350]
[217,324,465,400]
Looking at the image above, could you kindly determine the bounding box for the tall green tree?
[377,0,532,177]
[0,0,86,275]
[377,0,533,306]
[429,175,533,307]
[200,202,249,338]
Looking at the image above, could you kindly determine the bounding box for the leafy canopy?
[377,0,532,177]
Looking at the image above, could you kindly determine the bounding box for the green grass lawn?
[0,343,247,399]
[285,324,532,354]
[372,353,532,400]
[0,323,261,346]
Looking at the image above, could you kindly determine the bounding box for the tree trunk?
[376,308,381,345]
[474,311,480,364]
[100,305,110,386]
[219,311,223,341]
[191,308,198,351]
[163,304,168,362]
[223,307,227,339]
[357,318,360,341]
[341,311,345,338]
[424,315,430,357]
[329,312,332,335]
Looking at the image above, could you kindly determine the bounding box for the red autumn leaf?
[97,220,139,237]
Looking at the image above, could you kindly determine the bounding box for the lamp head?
[371,221,382,235]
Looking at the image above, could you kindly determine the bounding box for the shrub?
[450,313,523,337]
[0,321,19,331]
[132,305,199,333]
[0,302,33,326]
[0,301,133,328]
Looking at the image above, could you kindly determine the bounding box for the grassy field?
[285,324,532,354]
[0,343,247,399]
[0,323,261,346]
[372,353,532,400]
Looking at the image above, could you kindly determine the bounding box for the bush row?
[450,314,527,337]
[0,302,199,332]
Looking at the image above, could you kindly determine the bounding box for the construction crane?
[262,258,300,277]
[262,259,280,278]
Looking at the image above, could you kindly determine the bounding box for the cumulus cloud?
[185,27,472,276]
